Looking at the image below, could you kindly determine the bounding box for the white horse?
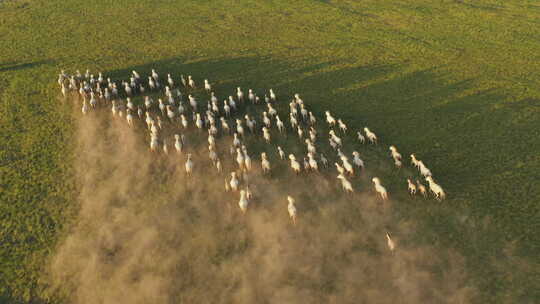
[287,196,297,225]
[372,177,388,200]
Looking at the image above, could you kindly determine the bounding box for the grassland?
[0,0,539,303]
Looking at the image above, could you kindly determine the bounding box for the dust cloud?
[47,97,474,304]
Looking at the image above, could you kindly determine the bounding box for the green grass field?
[1,0,539,303]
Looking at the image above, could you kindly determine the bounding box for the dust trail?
[47,98,475,303]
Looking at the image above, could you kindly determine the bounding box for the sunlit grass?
[0,0,538,302]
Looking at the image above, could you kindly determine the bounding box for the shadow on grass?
[0,60,54,73]
[452,0,504,11]
[104,55,538,242]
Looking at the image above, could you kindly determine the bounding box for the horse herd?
[58,68,447,252]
